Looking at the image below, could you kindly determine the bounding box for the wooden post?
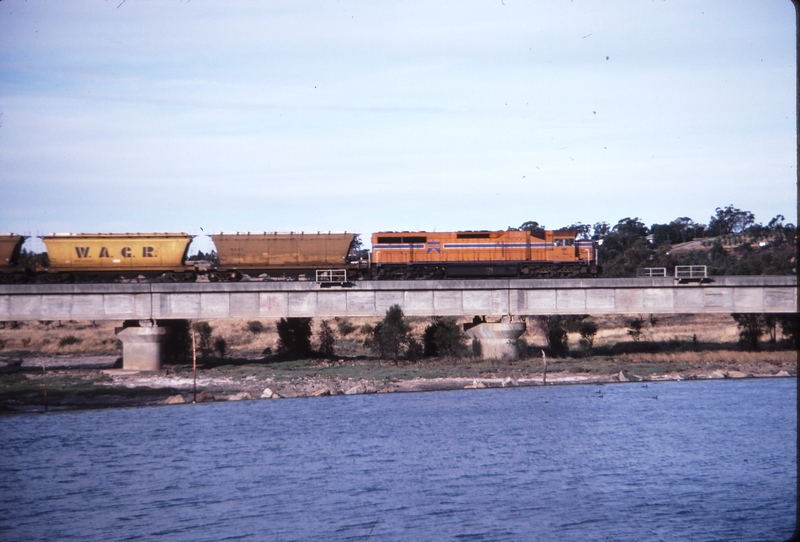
[42,359,48,412]
[192,328,197,404]
[541,350,547,386]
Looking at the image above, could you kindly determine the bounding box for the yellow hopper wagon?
[41,233,195,282]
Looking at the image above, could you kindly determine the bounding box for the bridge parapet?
[0,276,795,321]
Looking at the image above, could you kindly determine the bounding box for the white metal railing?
[636,267,667,277]
[316,269,347,282]
[674,265,708,279]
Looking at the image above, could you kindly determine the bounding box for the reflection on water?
[0,378,795,541]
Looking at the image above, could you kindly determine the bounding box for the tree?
[626,318,644,342]
[369,305,411,361]
[763,314,778,344]
[534,315,577,357]
[708,205,755,236]
[612,217,649,244]
[592,221,610,240]
[776,313,798,347]
[650,217,704,246]
[347,235,368,261]
[317,320,336,357]
[732,313,764,350]
[565,223,592,240]
[192,321,214,358]
[578,320,599,353]
[423,317,468,358]
[276,317,313,358]
[519,221,546,237]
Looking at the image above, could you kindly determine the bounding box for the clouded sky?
[0,1,795,247]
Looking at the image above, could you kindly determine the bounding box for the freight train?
[0,228,598,283]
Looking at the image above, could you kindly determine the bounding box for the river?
[0,377,796,541]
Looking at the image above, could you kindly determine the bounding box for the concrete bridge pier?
[114,321,169,371]
[464,320,526,360]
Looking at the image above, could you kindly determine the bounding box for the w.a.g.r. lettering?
[74,246,155,259]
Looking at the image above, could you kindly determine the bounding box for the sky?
[0,1,796,252]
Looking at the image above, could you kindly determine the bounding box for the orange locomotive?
[371,229,597,279]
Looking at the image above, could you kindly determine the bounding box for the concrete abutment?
[464,321,526,360]
[114,321,169,371]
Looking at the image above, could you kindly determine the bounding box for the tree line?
[157,305,796,367]
[517,204,796,277]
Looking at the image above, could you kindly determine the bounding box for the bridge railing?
[316,269,348,283]
[636,267,667,277]
[674,265,708,279]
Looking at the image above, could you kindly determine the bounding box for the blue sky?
[0,1,795,250]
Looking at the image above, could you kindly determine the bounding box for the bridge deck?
[0,276,795,321]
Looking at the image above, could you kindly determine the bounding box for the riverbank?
[0,350,794,412]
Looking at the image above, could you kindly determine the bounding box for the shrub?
[337,319,356,337]
[214,337,227,359]
[534,315,590,357]
[246,320,264,334]
[406,337,424,361]
[276,317,313,358]
[192,321,214,358]
[369,305,411,361]
[732,313,764,351]
[423,317,467,358]
[158,319,192,363]
[317,320,336,357]
[627,318,644,342]
[579,320,599,352]
[59,335,81,347]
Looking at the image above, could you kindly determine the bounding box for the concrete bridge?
[0,276,795,322]
[2,276,793,369]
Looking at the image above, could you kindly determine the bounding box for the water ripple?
[0,378,795,541]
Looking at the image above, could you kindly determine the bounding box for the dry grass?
[0,320,122,357]
[0,313,793,362]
